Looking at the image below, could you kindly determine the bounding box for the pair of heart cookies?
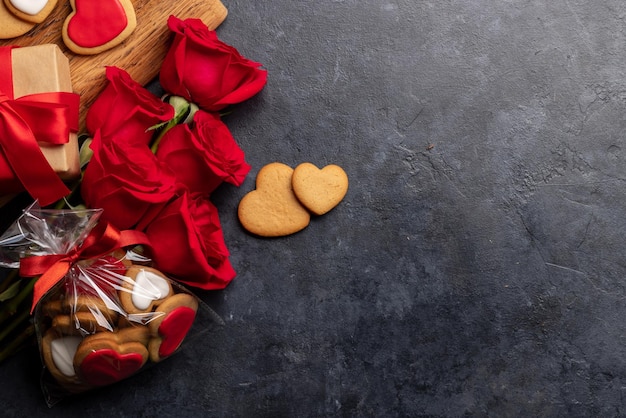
[1,0,136,56]
[238,162,349,237]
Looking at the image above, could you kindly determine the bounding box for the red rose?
[160,16,267,112]
[87,66,174,145]
[81,66,179,230]
[143,192,235,290]
[155,110,250,194]
[81,136,179,230]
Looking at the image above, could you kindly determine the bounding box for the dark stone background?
[2,0,626,416]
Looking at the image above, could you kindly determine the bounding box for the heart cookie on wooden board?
[238,162,311,237]
[4,0,58,23]
[0,0,228,131]
[0,0,36,39]
[62,0,137,55]
[292,163,349,215]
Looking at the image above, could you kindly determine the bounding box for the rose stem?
[0,323,34,363]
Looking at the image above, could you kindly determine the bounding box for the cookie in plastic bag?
[0,202,223,406]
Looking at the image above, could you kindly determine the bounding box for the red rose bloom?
[143,192,236,290]
[81,66,179,230]
[155,110,250,194]
[87,66,174,145]
[81,136,179,230]
[160,16,267,112]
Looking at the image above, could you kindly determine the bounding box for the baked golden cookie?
[119,266,174,315]
[238,162,311,237]
[52,312,115,335]
[41,329,84,390]
[0,0,35,39]
[41,293,119,333]
[62,0,136,55]
[63,295,119,324]
[73,327,150,387]
[292,163,349,215]
[41,298,64,318]
[3,0,57,23]
[147,293,198,362]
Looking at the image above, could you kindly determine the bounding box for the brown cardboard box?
[10,44,80,181]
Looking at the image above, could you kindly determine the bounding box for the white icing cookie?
[0,0,35,38]
[4,0,58,24]
[131,270,172,310]
[119,266,174,315]
[10,0,47,14]
[50,336,82,376]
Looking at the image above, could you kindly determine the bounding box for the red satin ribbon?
[0,46,80,206]
[19,222,152,313]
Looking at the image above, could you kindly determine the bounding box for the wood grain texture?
[0,0,227,131]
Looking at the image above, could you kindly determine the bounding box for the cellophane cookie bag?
[0,202,223,407]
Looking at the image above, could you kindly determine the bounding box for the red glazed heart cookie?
[292,163,349,215]
[73,327,150,387]
[147,293,198,362]
[4,0,57,23]
[238,162,311,237]
[119,266,174,315]
[62,0,136,55]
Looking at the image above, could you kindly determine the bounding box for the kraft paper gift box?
[0,44,80,205]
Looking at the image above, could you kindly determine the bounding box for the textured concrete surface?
[3,0,626,416]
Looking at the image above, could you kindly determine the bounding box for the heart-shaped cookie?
[74,327,150,387]
[292,163,348,215]
[9,0,47,15]
[0,0,35,39]
[238,162,311,237]
[119,266,174,315]
[62,0,136,55]
[79,347,147,386]
[147,293,198,362]
[49,336,82,377]
[42,331,83,388]
[5,0,57,23]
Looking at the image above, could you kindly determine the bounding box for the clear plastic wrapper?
[0,203,223,407]
[0,204,101,268]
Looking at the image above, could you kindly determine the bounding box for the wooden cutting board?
[0,0,228,131]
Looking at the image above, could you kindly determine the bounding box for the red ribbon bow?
[19,222,151,313]
[0,46,80,206]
